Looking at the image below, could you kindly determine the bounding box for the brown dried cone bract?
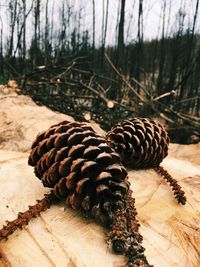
[106,118,169,168]
[106,118,186,205]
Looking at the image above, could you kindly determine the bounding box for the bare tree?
[103,0,109,49]
[44,0,50,64]
[136,0,143,85]
[115,1,121,46]
[13,0,33,58]
[8,0,18,58]
[117,0,126,69]
[77,2,84,53]
[33,0,41,65]
[100,0,109,63]
[50,0,54,49]
[92,0,95,54]
[58,1,72,56]
[22,0,26,60]
[59,0,66,53]
[167,8,185,91]
[180,0,199,99]
[101,0,105,66]
[0,14,3,74]
[157,0,166,95]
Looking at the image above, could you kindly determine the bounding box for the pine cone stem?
[107,190,153,267]
[154,166,186,205]
[0,191,59,241]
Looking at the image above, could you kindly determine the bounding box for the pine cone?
[1,120,153,266]
[106,118,186,205]
[106,118,170,168]
[28,120,129,225]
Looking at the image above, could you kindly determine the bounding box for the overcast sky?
[94,0,199,44]
[0,0,199,47]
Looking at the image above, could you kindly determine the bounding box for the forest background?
[0,0,199,143]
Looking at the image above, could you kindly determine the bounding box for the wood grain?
[0,145,199,267]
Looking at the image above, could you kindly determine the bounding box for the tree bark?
[45,0,49,65]
[136,0,143,86]
[179,0,199,99]
[157,0,166,95]
[0,15,3,74]
[34,0,41,66]
[8,0,18,58]
[117,0,126,69]
[92,0,95,62]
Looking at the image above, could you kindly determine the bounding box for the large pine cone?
[28,121,129,224]
[106,118,170,168]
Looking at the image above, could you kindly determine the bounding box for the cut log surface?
[0,144,199,267]
[0,93,199,267]
[0,93,104,152]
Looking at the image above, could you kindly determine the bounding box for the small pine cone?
[28,120,129,225]
[106,118,170,168]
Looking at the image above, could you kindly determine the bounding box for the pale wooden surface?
[0,143,199,267]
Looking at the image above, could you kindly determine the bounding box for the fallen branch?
[174,96,200,106]
[53,61,76,80]
[78,80,110,103]
[104,53,145,103]
[153,90,176,101]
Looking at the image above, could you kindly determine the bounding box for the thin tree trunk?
[8,0,18,58]
[157,0,166,95]
[117,0,126,69]
[34,0,41,66]
[167,9,185,91]
[115,1,121,46]
[92,0,95,62]
[50,0,54,50]
[103,0,109,48]
[101,0,109,66]
[180,0,199,99]
[14,1,33,58]
[45,0,49,65]
[22,0,26,60]
[101,0,105,66]
[136,0,143,86]
[0,15,3,74]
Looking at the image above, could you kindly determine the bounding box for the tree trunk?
[136,0,143,87]
[45,0,49,65]
[157,0,166,96]
[0,15,3,75]
[34,0,41,66]
[117,0,126,69]
[179,0,199,99]
[8,0,18,58]
[101,0,105,66]
[22,0,26,61]
[92,0,95,63]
